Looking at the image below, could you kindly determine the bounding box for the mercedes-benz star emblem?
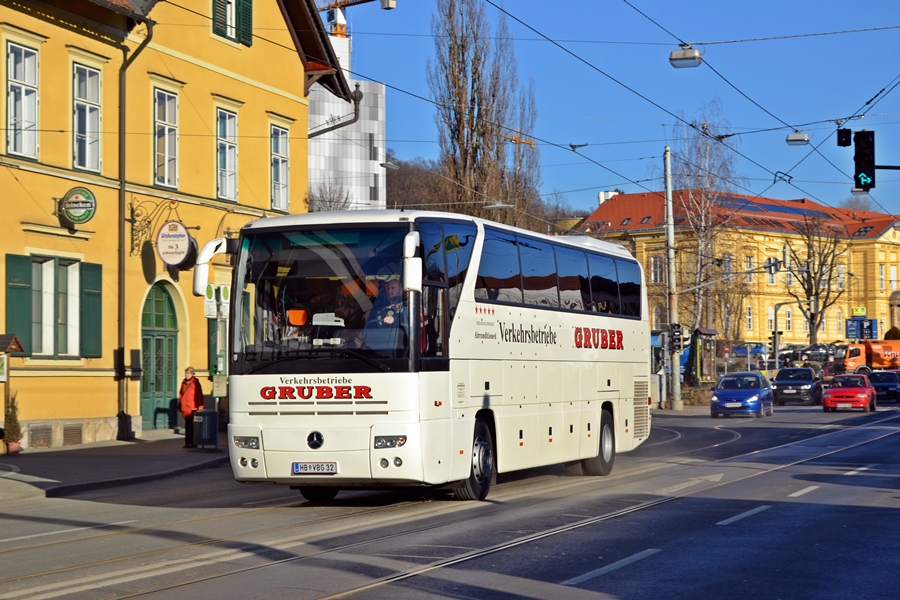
[307,431,324,449]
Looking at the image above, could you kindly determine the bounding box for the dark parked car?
[867,371,900,403]
[710,372,774,419]
[771,367,823,406]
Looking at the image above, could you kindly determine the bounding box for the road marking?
[788,486,819,497]
[656,473,724,495]
[0,520,136,543]
[717,505,771,526]
[561,549,662,585]
[242,495,297,505]
[844,464,874,476]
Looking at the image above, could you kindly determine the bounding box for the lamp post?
[664,146,682,410]
[847,271,860,308]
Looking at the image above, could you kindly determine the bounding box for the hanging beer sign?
[156,221,191,266]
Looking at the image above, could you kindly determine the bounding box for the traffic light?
[670,323,682,352]
[837,128,851,147]
[768,331,783,356]
[853,130,875,191]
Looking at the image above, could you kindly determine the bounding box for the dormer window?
[621,218,631,226]
[640,216,651,224]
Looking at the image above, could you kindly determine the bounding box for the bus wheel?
[454,418,494,501]
[583,410,615,476]
[297,487,339,503]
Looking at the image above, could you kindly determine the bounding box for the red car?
[822,374,877,413]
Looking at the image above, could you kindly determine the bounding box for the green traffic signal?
[853,130,875,191]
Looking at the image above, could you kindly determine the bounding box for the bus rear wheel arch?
[582,409,615,476]
[454,416,495,501]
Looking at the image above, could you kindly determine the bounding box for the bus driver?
[369,277,405,328]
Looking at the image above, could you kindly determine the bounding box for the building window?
[804,314,810,332]
[746,256,753,283]
[786,308,793,332]
[370,173,379,203]
[621,218,631,226]
[217,108,237,200]
[640,216,651,224]
[212,0,253,46]
[837,264,845,290]
[724,304,732,333]
[650,255,664,284]
[880,264,885,289]
[767,306,774,331]
[837,310,843,334]
[746,305,753,331]
[786,270,793,286]
[892,265,897,291]
[820,313,827,333]
[723,255,733,276]
[768,259,776,285]
[6,255,102,359]
[154,88,178,187]
[369,132,377,161]
[7,42,38,158]
[271,125,289,211]
[653,305,665,329]
[73,64,100,171]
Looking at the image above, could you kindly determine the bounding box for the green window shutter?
[212,0,227,37]
[237,0,253,46]
[208,317,217,375]
[80,262,103,358]
[6,254,32,357]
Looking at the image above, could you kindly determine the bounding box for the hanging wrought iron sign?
[156,220,193,267]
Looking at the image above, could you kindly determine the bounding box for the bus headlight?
[374,436,407,449]
[233,436,260,449]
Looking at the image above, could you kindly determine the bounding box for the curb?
[44,455,230,498]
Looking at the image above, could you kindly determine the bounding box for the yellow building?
[579,191,900,348]
[1,0,350,447]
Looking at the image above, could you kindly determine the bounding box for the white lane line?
[0,520,136,543]
[242,495,297,505]
[717,505,771,526]
[788,486,820,498]
[844,464,874,476]
[656,473,724,495]
[561,548,662,586]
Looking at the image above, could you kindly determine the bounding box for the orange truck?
[833,341,900,374]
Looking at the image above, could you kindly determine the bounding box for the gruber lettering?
[573,327,624,350]
[260,385,373,400]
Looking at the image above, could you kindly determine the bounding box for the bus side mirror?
[402,231,422,292]
[192,237,229,296]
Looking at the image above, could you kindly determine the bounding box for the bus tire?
[297,486,339,503]
[583,409,615,476]
[454,418,494,501]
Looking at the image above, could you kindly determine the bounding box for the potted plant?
[4,391,22,455]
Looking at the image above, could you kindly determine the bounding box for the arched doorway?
[140,284,179,430]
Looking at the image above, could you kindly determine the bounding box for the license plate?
[725,402,742,408]
[783,389,797,394]
[837,404,851,409]
[292,462,337,475]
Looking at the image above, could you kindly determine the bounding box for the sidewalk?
[0,430,229,505]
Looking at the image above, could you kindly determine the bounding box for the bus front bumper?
[228,423,428,487]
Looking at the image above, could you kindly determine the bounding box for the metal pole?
[665,147,682,411]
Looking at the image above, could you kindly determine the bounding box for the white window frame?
[271,125,289,211]
[217,108,237,200]
[225,0,237,39]
[786,308,793,332]
[650,255,664,284]
[724,304,732,333]
[746,305,753,331]
[786,270,793,286]
[154,88,178,187]
[723,255,733,276]
[767,259,776,285]
[837,264,845,290]
[820,313,827,333]
[837,310,843,335]
[746,256,753,283]
[73,63,101,171]
[31,257,80,359]
[892,265,897,291]
[767,306,774,331]
[7,41,38,158]
[880,264,885,290]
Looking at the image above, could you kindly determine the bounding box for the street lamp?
[669,44,703,68]
[786,131,810,146]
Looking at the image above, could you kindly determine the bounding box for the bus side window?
[555,245,589,311]
[615,259,642,318]
[586,253,620,314]
[518,237,559,307]
[441,222,477,321]
[475,228,523,304]
[421,285,446,358]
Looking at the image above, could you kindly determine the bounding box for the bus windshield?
[232,225,411,375]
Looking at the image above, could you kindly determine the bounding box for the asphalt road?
[2,404,899,600]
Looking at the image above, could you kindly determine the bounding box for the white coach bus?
[193,210,652,501]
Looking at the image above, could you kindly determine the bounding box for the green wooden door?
[140,285,178,430]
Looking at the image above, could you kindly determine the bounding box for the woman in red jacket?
[179,366,204,448]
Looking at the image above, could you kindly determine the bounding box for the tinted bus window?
[555,246,589,311]
[418,221,447,284]
[442,222,477,319]
[587,253,620,314]
[519,237,559,307]
[616,259,641,317]
[475,229,523,304]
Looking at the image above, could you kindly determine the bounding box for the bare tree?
[383,149,443,209]
[783,216,848,344]
[838,195,876,212]
[671,100,745,332]
[427,0,540,226]
[307,179,352,212]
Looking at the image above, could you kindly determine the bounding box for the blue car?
[710,372,774,418]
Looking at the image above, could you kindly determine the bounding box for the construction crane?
[317,0,396,38]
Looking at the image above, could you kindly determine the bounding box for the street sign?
[845,319,860,339]
[204,283,217,318]
[852,307,867,317]
[219,285,231,319]
[861,319,877,340]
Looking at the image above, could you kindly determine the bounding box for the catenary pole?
[665,147,682,411]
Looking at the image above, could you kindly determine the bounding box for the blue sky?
[345,1,900,216]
